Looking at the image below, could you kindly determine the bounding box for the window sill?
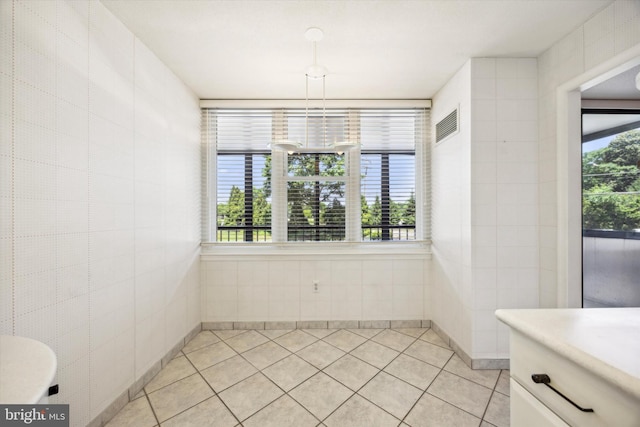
[200,240,432,259]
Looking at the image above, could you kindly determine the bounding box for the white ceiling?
[101,0,613,100]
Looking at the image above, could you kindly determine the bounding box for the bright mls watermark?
[0,405,69,427]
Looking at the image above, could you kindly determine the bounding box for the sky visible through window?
[582,135,614,153]
[361,154,415,203]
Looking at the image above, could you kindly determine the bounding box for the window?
[216,153,271,242]
[361,153,415,240]
[581,110,640,308]
[202,107,429,243]
[287,153,346,241]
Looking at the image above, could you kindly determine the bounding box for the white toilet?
[0,335,57,404]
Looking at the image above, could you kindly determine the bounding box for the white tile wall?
[431,57,539,360]
[201,254,430,323]
[537,0,640,308]
[471,58,539,359]
[1,1,201,425]
[431,60,473,355]
[431,0,640,364]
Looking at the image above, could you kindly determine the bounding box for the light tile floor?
[106,328,510,427]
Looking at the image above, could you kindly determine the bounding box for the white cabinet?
[509,330,640,426]
[511,379,569,427]
[496,308,640,427]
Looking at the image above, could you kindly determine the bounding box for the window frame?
[361,151,417,241]
[285,152,349,242]
[215,151,272,243]
[202,106,429,246]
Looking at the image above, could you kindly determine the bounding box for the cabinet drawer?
[510,330,640,427]
[511,379,569,427]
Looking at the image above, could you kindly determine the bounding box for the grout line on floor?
[397,349,454,426]
[319,332,419,424]
[111,328,509,427]
[298,371,358,425]
[167,351,243,427]
[143,389,161,427]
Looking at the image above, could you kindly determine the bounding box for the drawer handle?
[531,374,594,413]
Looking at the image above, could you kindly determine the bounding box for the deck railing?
[216,225,416,242]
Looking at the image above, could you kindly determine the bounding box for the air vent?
[435,108,458,143]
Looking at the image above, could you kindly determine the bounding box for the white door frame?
[555,46,640,308]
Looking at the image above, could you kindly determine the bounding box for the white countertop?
[496,308,640,401]
[0,335,57,403]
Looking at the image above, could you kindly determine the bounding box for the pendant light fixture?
[270,27,359,154]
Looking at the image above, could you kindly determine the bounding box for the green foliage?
[253,187,271,225]
[361,195,371,224]
[227,152,417,241]
[288,182,310,226]
[370,196,382,225]
[405,192,416,225]
[582,130,640,231]
[222,185,245,225]
[600,130,640,166]
[217,184,272,241]
[390,192,415,225]
[583,147,639,192]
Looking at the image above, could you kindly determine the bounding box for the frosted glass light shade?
[330,141,359,155]
[270,140,302,154]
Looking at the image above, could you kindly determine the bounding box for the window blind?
[360,110,418,151]
[206,109,422,154]
[359,110,421,241]
[201,107,429,243]
[212,110,272,242]
[215,110,272,152]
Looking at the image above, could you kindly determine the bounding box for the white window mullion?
[271,152,287,242]
[209,113,218,242]
[271,110,288,242]
[346,110,361,242]
[416,109,431,241]
[202,110,216,242]
[346,149,361,241]
[415,108,425,241]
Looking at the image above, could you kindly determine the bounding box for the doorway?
[581,107,640,307]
